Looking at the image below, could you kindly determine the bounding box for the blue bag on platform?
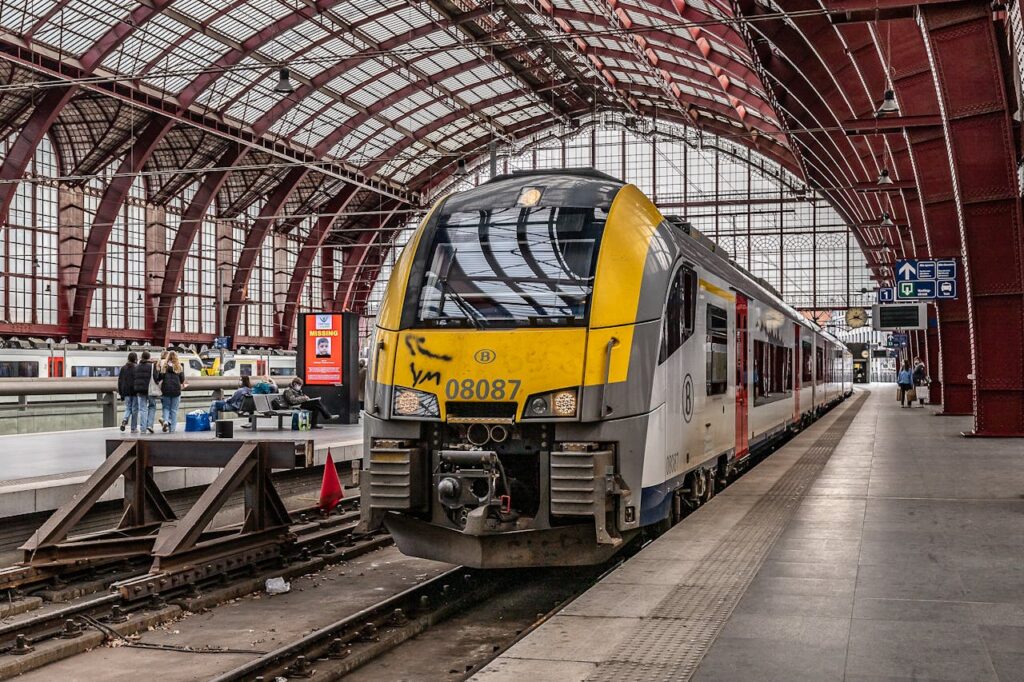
[185,410,211,432]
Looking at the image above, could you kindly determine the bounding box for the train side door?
[793,323,800,423]
[735,293,749,459]
[661,266,696,476]
[47,356,64,378]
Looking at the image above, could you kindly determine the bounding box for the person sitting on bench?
[281,377,336,428]
[209,376,252,421]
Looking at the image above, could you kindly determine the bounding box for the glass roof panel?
[263,20,330,62]
[0,0,60,35]
[100,12,190,75]
[142,32,229,94]
[194,56,263,110]
[169,0,225,24]
[33,0,131,56]
[208,0,296,41]
[225,83,285,125]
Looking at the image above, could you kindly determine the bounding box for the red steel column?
[921,2,1024,435]
[888,19,973,413]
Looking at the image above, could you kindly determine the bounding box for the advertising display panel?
[303,313,343,385]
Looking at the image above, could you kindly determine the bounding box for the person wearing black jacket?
[132,350,157,434]
[155,351,186,432]
[118,352,139,433]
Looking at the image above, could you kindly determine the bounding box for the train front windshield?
[414,206,606,327]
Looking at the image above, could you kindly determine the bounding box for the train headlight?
[516,186,543,207]
[522,388,578,419]
[392,387,440,418]
[552,390,577,416]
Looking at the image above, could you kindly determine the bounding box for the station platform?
[0,419,363,519]
[478,386,1024,681]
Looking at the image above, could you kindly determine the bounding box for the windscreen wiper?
[438,275,484,329]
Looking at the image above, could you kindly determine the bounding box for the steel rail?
[209,565,472,682]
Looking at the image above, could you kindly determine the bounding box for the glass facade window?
[88,168,146,332]
[0,134,58,326]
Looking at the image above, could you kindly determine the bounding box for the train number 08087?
[444,378,521,401]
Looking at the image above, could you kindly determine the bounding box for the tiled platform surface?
[477,386,1024,682]
[0,420,363,518]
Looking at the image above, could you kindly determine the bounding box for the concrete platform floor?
[478,386,1024,682]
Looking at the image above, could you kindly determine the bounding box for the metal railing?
[0,377,297,428]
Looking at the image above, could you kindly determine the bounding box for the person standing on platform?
[282,378,337,429]
[118,352,139,433]
[154,350,169,430]
[133,350,158,433]
[209,375,252,422]
[897,365,914,408]
[912,357,927,406]
[156,351,186,432]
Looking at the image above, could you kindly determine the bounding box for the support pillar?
[922,2,1024,435]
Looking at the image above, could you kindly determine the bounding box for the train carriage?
[360,169,851,568]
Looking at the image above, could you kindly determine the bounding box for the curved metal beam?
[0,86,75,227]
[331,202,403,314]
[153,143,248,346]
[69,116,174,341]
[920,2,1024,435]
[0,1,175,229]
[224,166,311,342]
[277,184,359,345]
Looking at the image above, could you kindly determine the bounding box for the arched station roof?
[0,0,1022,433]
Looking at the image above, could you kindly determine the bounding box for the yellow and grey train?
[360,169,852,568]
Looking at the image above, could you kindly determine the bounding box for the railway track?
[207,406,836,681]
[3,402,843,680]
[0,496,391,679]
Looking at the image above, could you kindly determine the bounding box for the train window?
[659,266,697,363]
[269,367,291,376]
[223,360,237,372]
[413,206,606,327]
[71,366,120,377]
[801,341,813,383]
[815,346,825,384]
[238,363,253,377]
[0,362,39,377]
[706,304,729,395]
[753,340,792,405]
[189,359,203,371]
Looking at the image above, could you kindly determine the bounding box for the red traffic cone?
[319,449,344,513]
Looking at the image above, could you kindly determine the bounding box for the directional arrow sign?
[897,259,917,281]
[897,280,936,300]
